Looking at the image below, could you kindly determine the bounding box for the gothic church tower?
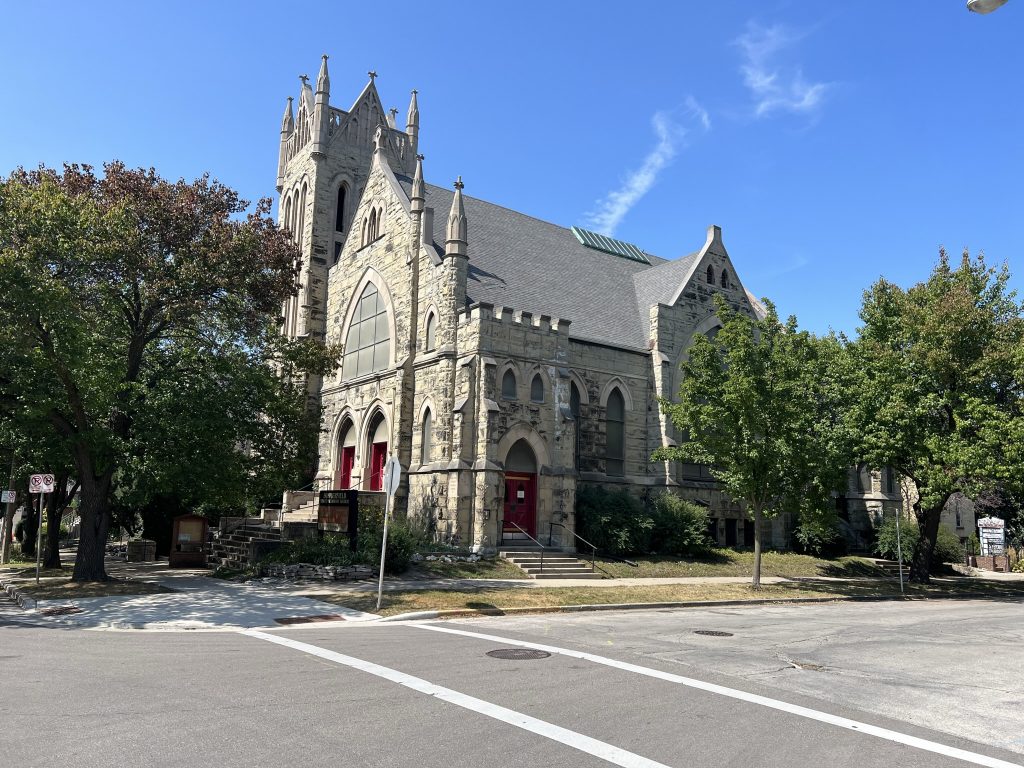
[276,57,418,347]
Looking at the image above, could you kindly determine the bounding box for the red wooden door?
[335,446,355,489]
[503,474,536,537]
[369,442,387,491]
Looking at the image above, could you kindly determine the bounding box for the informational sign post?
[29,474,55,585]
[978,517,1006,556]
[0,490,14,504]
[376,454,402,611]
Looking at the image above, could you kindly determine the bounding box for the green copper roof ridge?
[570,226,650,264]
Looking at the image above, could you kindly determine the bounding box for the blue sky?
[1,1,1020,335]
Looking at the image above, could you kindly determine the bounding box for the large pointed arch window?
[421,409,433,464]
[606,388,625,476]
[343,283,391,378]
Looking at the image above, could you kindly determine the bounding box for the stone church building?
[274,58,900,553]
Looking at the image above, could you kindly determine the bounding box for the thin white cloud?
[685,95,711,131]
[585,101,709,237]
[735,22,829,118]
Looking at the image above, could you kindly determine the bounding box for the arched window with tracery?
[605,388,625,476]
[342,283,391,378]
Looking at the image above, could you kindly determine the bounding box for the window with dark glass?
[606,388,625,476]
[570,382,581,470]
[421,409,432,463]
[342,284,390,378]
[335,185,346,231]
[706,265,714,284]
[720,269,729,288]
[501,369,517,399]
[530,374,544,402]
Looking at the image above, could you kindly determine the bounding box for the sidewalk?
[4,556,377,631]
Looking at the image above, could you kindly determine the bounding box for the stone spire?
[411,155,425,213]
[281,96,295,135]
[445,177,468,258]
[310,55,331,156]
[277,96,295,189]
[406,89,420,156]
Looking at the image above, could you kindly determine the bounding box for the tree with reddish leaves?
[0,163,325,580]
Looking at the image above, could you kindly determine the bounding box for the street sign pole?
[376,454,401,611]
[895,511,905,595]
[35,492,45,585]
[29,473,56,584]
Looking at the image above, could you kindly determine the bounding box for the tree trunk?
[22,497,39,557]
[751,505,763,589]
[909,504,942,584]
[72,484,111,581]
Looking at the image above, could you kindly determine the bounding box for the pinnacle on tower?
[445,176,468,258]
[310,55,331,156]
[406,89,420,155]
[387,108,398,129]
[281,96,294,134]
[316,54,330,95]
[411,154,425,213]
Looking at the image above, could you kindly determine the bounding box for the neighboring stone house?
[275,59,788,552]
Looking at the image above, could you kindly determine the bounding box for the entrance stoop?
[499,547,604,579]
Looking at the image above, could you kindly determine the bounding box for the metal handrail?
[498,517,548,573]
[549,522,596,572]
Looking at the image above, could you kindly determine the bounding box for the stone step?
[532,571,604,580]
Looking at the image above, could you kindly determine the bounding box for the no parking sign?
[29,474,55,494]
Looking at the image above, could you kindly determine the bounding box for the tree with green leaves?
[657,297,854,588]
[0,162,330,581]
[850,250,1024,583]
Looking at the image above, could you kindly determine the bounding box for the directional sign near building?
[29,474,55,494]
[382,455,401,498]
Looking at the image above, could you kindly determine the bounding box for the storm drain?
[693,630,733,637]
[40,605,82,617]
[486,648,551,660]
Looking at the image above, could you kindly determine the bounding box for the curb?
[375,591,1021,622]
[1,578,38,610]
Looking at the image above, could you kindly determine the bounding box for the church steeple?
[445,177,468,258]
[406,89,420,156]
[310,55,331,156]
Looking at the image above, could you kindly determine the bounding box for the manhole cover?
[694,630,733,637]
[486,648,551,660]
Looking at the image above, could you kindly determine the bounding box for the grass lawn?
[411,557,525,580]
[317,573,1024,617]
[595,550,887,579]
[321,582,840,617]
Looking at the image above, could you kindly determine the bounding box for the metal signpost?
[894,511,905,595]
[376,454,402,611]
[29,473,55,585]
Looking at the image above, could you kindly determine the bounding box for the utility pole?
[1,451,15,564]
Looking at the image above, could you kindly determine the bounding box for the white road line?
[415,624,1021,768]
[240,629,670,768]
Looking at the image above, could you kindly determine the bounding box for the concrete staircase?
[871,558,911,578]
[499,547,604,580]
[281,500,318,524]
[208,522,282,570]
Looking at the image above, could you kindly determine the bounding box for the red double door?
[503,474,537,537]
[333,442,387,491]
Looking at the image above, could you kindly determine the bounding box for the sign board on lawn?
[29,474,55,494]
[978,516,1006,556]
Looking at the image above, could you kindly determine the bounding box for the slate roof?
[398,177,701,351]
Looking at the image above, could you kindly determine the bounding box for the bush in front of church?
[648,493,713,557]
[575,486,653,557]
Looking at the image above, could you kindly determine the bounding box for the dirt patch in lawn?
[409,557,526,580]
[12,577,174,600]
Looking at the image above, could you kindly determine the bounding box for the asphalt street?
[1,598,1021,767]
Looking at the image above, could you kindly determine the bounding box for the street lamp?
[967,0,1010,13]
